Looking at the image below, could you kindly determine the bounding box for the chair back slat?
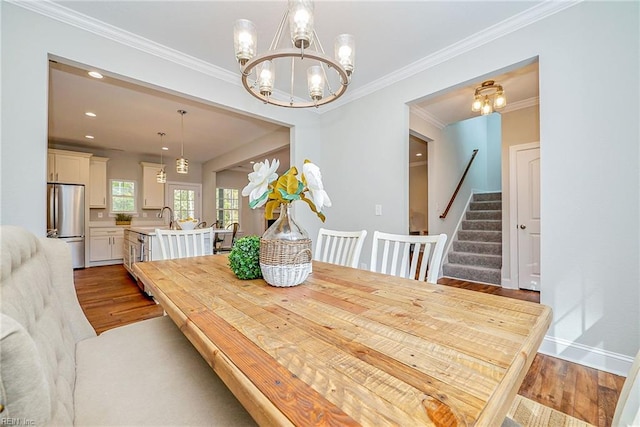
[314,228,368,269]
[155,227,214,260]
[370,231,447,283]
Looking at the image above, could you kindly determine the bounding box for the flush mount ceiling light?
[233,0,355,108]
[157,132,167,184]
[176,110,189,174]
[471,80,507,116]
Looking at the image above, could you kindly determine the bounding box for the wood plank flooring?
[74,265,624,427]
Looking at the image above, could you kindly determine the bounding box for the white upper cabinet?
[89,156,109,208]
[48,149,91,184]
[141,162,165,209]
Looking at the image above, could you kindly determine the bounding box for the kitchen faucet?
[159,206,176,229]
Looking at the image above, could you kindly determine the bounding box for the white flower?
[302,161,331,212]
[242,159,279,208]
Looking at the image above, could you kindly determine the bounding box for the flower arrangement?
[242,159,331,221]
[228,235,262,280]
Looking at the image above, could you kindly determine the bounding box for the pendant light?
[156,132,167,183]
[176,109,188,174]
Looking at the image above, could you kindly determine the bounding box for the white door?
[516,147,541,291]
[167,183,202,221]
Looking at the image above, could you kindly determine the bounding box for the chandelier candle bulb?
[334,34,355,75]
[307,66,325,101]
[259,61,275,97]
[288,0,314,48]
[234,19,257,66]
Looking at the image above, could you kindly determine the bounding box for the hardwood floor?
[74,265,624,427]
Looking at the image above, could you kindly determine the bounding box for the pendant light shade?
[156,132,167,183]
[176,110,189,174]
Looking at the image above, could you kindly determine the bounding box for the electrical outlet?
[142,212,147,218]
[97,212,103,218]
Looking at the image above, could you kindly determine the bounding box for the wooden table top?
[133,256,551,426]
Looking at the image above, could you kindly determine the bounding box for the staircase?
[443,192,502,285]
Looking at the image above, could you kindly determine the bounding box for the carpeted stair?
[443,192,502,285]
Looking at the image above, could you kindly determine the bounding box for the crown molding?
[501,96,539,113]
[322,1,580,114]
[12,0,574,116]
[8,0,240,87]
[411,106,446,130]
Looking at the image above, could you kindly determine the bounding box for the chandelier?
[471,80,507,116]
[176,110,188,174]
[233,0,355,108]
[156,132,167,183]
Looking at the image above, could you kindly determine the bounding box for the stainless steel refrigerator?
[47,183,85,268]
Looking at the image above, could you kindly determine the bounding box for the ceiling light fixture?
[85,112,97,117]
[233,0,355,108]
[85,135,94,139]
[157,132,167,184]
[471,80,507,116]
[176,110,189,174]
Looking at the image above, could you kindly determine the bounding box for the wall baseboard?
[539,335,633,377]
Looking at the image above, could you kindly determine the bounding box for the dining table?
[133,255,551,426]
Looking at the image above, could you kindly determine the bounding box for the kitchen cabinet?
[48,149,91,184]
[141,162,165,209]
[89,156,109,208]
[90,228,124,264]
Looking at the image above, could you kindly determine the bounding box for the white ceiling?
[44,0,545,170]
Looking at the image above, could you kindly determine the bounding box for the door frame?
[507,141,540,290]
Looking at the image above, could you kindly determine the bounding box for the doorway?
[409,133,429,234]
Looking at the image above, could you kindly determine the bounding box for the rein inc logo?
[1,418,35,426]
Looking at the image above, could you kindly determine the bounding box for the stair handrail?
[439,149,479,219]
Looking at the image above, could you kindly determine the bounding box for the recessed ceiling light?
[162,147,169,151]
[416,153,423,157]
[85,112,97,117]
[88,71,103,79]
[250,161,255,164]
[85,135,95,139]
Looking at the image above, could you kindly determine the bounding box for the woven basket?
[260,238,312,287]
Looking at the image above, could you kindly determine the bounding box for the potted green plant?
[228,235,262,280]
[115,213,132,225]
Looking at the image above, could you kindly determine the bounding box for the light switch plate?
[375,204,382,216]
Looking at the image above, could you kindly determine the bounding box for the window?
[110,179,136,213]
[173,188,196,220]
[216,188,239,227]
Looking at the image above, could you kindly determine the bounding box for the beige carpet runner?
[507,395,595,427]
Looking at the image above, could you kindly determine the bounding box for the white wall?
[501,105,540,283]
[1,2,638,374]
[317,2,639,373]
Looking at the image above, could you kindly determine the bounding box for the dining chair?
[370,231,447,283]
[215,222,240,253]
[155,227,214,260]
[314,228,367,269]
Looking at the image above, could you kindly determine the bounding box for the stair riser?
[461,220,501,231]
[453,241,502,255]
[448,252,502,269]
[442,264,501,285]
[470,201,502,211]
[458,230,501,243]
[466,211,501,220]
[473,192,502,202]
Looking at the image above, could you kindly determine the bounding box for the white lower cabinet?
[90,228,124,265]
